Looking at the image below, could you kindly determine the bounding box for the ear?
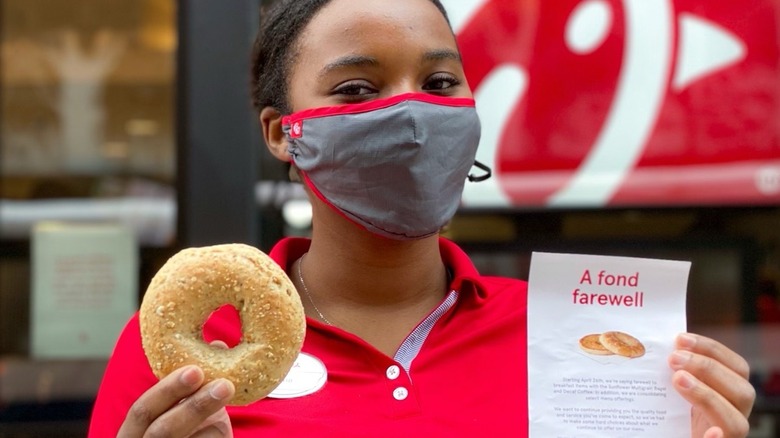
[259,107,290,162]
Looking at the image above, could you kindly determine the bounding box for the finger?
[189,425,229,438]
[191,408,233,438]
[669,349,756,417]
[145,379,235,437]
[118,365,205,437]
[676,333,750,379]
[210,340,229,349]
[703,427,725,438]
[672,370,750,438]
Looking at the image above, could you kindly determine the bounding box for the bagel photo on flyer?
[578,331,646,362]
[527,252,692,437]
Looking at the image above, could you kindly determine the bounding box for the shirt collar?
[438,237,489,299]
[268,237,310,272]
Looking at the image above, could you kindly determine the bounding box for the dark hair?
[251,0,451,114]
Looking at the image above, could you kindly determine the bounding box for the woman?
[89,0,756,436]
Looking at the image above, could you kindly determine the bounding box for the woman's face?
[286,0,472,113]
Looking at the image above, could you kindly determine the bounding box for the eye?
[331,81,378,102]
[423,73,462,93]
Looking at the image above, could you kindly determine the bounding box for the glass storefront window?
[1,0,177,246]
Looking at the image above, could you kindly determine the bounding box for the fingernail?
[209,379,234,400]
[677,371,696,390]
[669,350,692,369]
[179,366,203,387]
[677,333,697,349]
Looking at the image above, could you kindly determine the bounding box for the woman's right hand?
[117,365,235,437]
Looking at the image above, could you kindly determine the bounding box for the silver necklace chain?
[296,253,333,325]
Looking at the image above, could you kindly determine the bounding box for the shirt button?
[393,387,409,401]
[386,365,400,380]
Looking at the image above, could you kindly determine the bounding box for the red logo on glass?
[447,0,780,207]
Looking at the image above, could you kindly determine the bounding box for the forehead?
[294,0,456,65]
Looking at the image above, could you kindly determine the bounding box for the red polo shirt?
[88,238,528,437]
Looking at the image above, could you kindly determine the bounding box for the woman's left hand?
[668,333,756,438]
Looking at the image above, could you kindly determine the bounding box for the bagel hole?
[202,304,241,349]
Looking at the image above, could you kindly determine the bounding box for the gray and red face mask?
[282,93,488,240]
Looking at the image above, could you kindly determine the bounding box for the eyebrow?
[317,49,462,79]
[422,49,462,63]
[318,55,380,79]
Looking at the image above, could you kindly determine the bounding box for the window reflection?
[1,0,176,246]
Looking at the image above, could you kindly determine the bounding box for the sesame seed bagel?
[139,243,306,405]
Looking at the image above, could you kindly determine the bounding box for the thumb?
[209,340,229,349]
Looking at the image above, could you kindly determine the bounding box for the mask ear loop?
[467,160,492,182]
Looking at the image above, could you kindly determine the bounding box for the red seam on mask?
[282,93,475,127]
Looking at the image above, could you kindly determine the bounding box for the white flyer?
[31,221,138,358]
[527,252,692,437]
